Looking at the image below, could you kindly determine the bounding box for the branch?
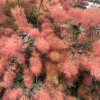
[37,0,43,28]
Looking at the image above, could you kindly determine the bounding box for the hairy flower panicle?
[50,5,69,24]
[34,37,50,53]
[0,0,6,9]
[0,63,6,77]
[28,28,40,38]
[0,69,16,88]
[29,51,42,76]
[51,90,64,100]
[62,1,74,11]
[0,13,7,24]
[76,53,90,69]
[61,29,68,37]
[1,0,100,99]
[38,15,44,23]
[69,8,83,24]
[44,59,58,74]
[33,88,51,100]
[77,84,90,99]
[82,6,100,29]
[47,51,61,62]
[62,59,78,78]
[46,50,65,62]
[4,28,13,36]
[41,28,54,37]
[19,95,30,100]
[41,22,53,30]
[7,88,20,99]
[11,6,27,24]
[0,36,8,48]
[17,53,25,63]
[1,34,23,56]
[65,95,77,100]
[45,34,66,51]
[11,6,33,32]
[0,54,12,68]
[88,57,100,80]
[82,74,92,86]
[50,0,59,5]
[92,40,100,56]
[78,33,89,44]
[59,0,65,5]
[44,12,51,19]
[22,68,34,89]
[2,87,26,100]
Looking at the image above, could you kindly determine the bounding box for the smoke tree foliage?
[0,0,100,99]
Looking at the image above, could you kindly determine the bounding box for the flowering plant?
[0,0,100,100]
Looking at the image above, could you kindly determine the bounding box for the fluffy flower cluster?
[2,87,28,100]
[44,59,58,75]
[46,50,65,62]
[88,57,100,80]
[17,53,25,64]
[63,59,78,78]
[34,37,50,53]
[0,13,7,24]
[0,34,23,56]
[92,40,100,56]
[0,62,6,77]
[4,28,13,36]
[82,6,100,29]
[41,22,53,30]
[33,88,51,100]
[50,89,64,100]
[0,0,6,9]
[0,0,100,99]
[65,95,77,100]
[29,51,42,76]
[82,74,92,86]
[45,34,67,51]
[50,4,69,24]
[11,5,32,32]
[0,69,16,88]
[28,28,40,38]
[41,28,54,38]
[22,68,34,89]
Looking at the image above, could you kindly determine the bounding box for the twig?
[37,0,43,28]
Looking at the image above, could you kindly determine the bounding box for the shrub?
[0,0,100,100]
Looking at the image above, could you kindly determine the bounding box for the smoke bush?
[0,0,100,100]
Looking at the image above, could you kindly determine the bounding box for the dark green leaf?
[11,81,20,88]
[49,17,54,23]
[48,0,52,2]
[16,73,22,81]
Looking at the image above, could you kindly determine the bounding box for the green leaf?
[16,73,22,81]
[20,81,26,88]
[78,46,83,53]
[48,0,52,2]
[11,81,20,88]
[49,17,54,23]
[24,36,29,42]
[24,88,31,95]
[68,30,73,35]
[80,25,84,31]
[74,30,77,34]
[60,24,70,28]
[22,43,28,49]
